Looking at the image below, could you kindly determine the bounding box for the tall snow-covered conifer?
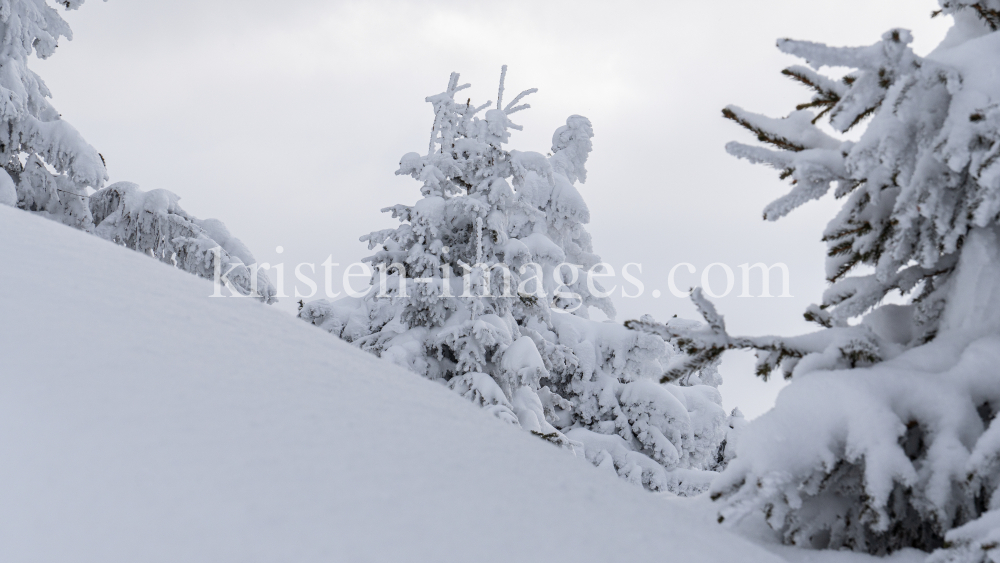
[630,1,1000,556]
[0,1,276,302]
[301,69,729,494]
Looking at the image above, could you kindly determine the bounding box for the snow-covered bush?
[0,1,275,302]
[300,69,728,494]
[629,1,1000,556]
[90,182,277,303]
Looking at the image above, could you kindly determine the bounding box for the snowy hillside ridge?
[298,69,732,496]
[0,1,276,304]
[631,1,1000,557]
[0,204,791,563]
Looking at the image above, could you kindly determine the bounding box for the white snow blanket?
[0,205,785,562]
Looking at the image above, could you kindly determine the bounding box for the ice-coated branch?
[503,88,537,114]
[497,64,508,108]
[722,107,805,152]
[627,289,882,381]
[781,65,846,122]
[777,29,913,72]
[782,65,847,101]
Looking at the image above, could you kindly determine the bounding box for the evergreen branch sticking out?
[722,107,806,152]
[939,0,1000,29]
[970,2,1000,29]
[626,289,882,382]
[781,65,846,123]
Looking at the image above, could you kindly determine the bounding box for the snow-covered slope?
[0,206,783,562]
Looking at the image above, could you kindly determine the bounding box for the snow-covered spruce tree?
[300,69,728,494]
[630,2,1000,556]
[89,183,277,303]
[0,0,107,229]
[0,1,276,303]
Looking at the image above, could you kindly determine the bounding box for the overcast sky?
[38,0,951,417]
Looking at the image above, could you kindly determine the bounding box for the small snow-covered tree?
[629,1,1000,556]
[90,182,277,303]
[0,0,107,229]
[301,69,729,494]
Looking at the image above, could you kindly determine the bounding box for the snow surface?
[0,172,15,207]
[0,205,793,562]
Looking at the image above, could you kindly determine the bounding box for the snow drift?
[0,206,784,562]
